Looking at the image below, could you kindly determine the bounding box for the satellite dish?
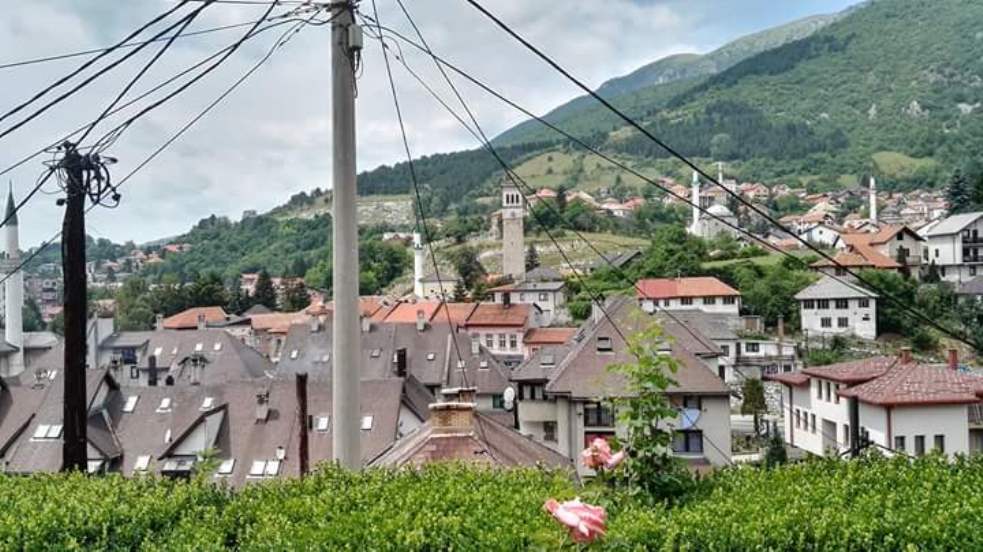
[503,386,516,411]
[679,408,701,430]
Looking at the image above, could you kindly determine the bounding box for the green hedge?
[3,456,983,550]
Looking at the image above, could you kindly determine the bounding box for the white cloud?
[0,0,858,245]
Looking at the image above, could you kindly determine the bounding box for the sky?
[0,0,863,246]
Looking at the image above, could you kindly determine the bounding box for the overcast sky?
[0,0,862,246]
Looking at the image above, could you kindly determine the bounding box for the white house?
[637,277,741,316]
[768,350,983,458]
[921,211,983,283]
[488,267,567,325]
[512,298,732,476]
[795,276,877,340]
[799,222,843,248]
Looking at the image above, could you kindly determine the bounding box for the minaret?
[4,186,24,377]
[869,175,878,226]
[412,232,425,299]
[501,182,525,281]
[689,171,700,234]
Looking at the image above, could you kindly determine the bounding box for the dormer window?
[426,352,436,361]
[32,424,62,440]
[153,346,163,357]
[194,343,204,352]
[597,337,613,352]
[315,415,330,432]
[216,458,235,476]
[201,397,215,410]
[123,395,139,413]
[157,397,172,413]
[164,429,172,443]
[248,459,280,478]
[370,349,381,358]
[134,455,151,472]
[361,415,374,430]
[541,354,555,367]
[213,342,222,352]
[289,350,299,360]
[479,360,489,369]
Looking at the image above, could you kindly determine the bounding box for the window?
[815,380,822,399]
[825,382,831,401]
[837,317,849,328]
[33,424,62,440]
[120,348,137,364]
[479,360,489,369]
[895,436,906,451]
[859,298,870,308]
[248,460,279,478]
[157,397,172,413]
[835,299,849,309]
[541,354,555,367]
[915,435,926,456]
[817,299,830,309]
[934,434,945,453]
[745,343,760,353]
[426,352,436,361]
[973,266,979,277]
[543,421,557,442]
[164,429,172,443]
[834,384,840,404]
[935,248,939,258]
[538,292,549,302]
[672,430,704,454]
[485,334,494,348]
[843,424,850,446]
[821,317,832,328]
[315,415,330,432]
[596,337,613,352]
[795,409,801,429]
[217,458,235,475]
[498,334,506,349]
[134,455,152,472]
[492,394,505,409]
[682,396,702,409]
[369,348,381,358]
[835,267,847,276]
[213,342,222,352]
[509,334,518,350]
[361,415,374,430]
[720,345,730,357]
[194,343,204,352]
[584,403,615,427]
[663,299,670,307]
[123,395,139,413]
[723,296,736,305]
[153,346,163,358]
[680,297,693,306]
[201,397,215,410]
[810,414,816,434]
[130,366,139,380]
[703,297,716,305]
[941,266,947,277]
[803,299,815,309]
[718,365,725,380]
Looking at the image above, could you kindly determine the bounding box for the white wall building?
[796,276,877,340]
[921,211,983,283]
[637,277,741,316]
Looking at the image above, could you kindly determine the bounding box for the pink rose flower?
[544,498,607,543]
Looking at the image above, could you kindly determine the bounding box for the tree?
[637,225,707,278]
[608,322,689,501]
[764,431,788,468]
[48,311,64,336]
[525,244,540,272]
[555,184,568,213]
[187,272,228,308]
[452,280,468,302]
[227,275,250,315]
[281,279,311,312]
[947,168,974,214]
[22,298,44,332]
[449,246,486,291]
[253,269,278,310]
[740,378,768,435]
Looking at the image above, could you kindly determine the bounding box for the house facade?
[796,276,877,340]
[921,212,983,283]
[637,277,741,316]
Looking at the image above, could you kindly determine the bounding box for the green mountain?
[355,0,983,216]
[495,11,845,146]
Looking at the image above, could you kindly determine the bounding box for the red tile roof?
[432,302,478,326]
[764,372,810,387]
[162,307,227,330]
[524,327,577,345]
[811,244,900,269]
[464,303,531,327]
[838,364,983,406]
[380,301,442,324]
[636,277,740,300]
[801,356,897,384]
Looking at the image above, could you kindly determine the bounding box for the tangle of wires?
[44,142,121,209]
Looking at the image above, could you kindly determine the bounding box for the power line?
[0,11,309,71]
[0,8,323,288]
[454,0,981,350]
[368,0,466,373]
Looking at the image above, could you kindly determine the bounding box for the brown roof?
[811,245,900,269]
[837,364,983,406]
[801,356,897,384]
[524,328,577,346]
[380,301,442,324]
[248,311,310,333]
[162,307,227,330]
[764,372,810,387]
[464,303,532,328]
[370,406,572,470]
[432,302,478,326]
[545,298,730,399]
[635,277,740,300]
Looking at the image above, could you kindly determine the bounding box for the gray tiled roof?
[794,275,877,300]
[922,212,983,237]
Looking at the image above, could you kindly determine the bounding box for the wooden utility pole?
[296,372,310,477]
[60,142,87,472]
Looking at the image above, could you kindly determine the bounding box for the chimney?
[147,355,158,387]
[948,348,959,371]
[395,348,407,377]
[361,315,372,333]
[310,318,321,333]
[196,313,207,330]
[155,314,164,331]
[415,309,427,332]
[899,347,912,364]
[428,401,475,433]
[255,390,270,423]
[189,354,201,386]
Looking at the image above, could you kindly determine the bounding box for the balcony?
[963,236,983,245]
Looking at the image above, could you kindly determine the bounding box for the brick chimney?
[899,347,912,364]
[196,313,207,330]
[429,388,477,433]
[155,313,164,331]
[416,309,427,332]
[947,348,959,371]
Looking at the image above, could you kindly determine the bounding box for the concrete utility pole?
[296,372,310,477]
[331,0,361,469]
[60,143,88,472]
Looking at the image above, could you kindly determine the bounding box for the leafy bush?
[7,456,983,549]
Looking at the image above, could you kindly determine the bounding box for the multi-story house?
[815,225,924,278]
[637,277,741,316]
[512,298,732,476]
[768,350,983,458]
[489,267,567,325]
[463,302,539,367]
[921,211,983,283]
[796,276,877,340]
